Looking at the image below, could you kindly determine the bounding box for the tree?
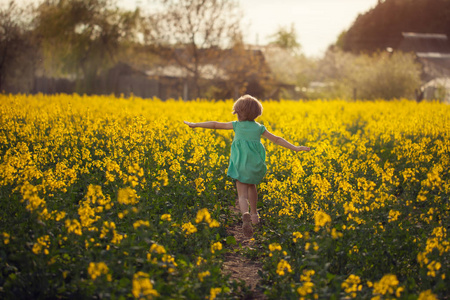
[268,24,301,53]
[34,0,139,93]
[338,0,450,53]
[143,0,242,98]
[208,35,275,100]
[0,1,36,92]
[314,48,422,100]
[264,25,317,99]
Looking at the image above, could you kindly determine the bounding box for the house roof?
[399,32,450,53]
[145,64,228,80]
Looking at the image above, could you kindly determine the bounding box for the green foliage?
[339,0,450,53]
[312,49,422,100]
[268,23,301,53]
[34,0,139,93]
[0,1,36,92]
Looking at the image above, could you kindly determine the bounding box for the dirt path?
[222,204,266,299]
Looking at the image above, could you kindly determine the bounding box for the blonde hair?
[232,95,263,121]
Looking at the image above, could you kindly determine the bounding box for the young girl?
[184,95,310,237]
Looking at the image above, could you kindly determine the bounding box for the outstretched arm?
[184,121,233,130]
[262,130,310,152]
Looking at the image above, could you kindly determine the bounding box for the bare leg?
[235,180,249,214]
[248,184,258,215]
[236,180,253,237]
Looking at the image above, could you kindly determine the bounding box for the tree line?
[1,0,442,100]
[338,0,450,53]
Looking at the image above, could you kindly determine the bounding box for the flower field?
[0,93,449,299]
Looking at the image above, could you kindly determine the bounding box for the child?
[184,95,310,237]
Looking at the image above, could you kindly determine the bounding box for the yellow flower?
[55,211,66,221]
[161,214,172,221]
[388,210,401,222]
[150,243,166,254]
[426,261,441,277]
[181,222,197,235]
[198,270,211,282]
[162,254,177,267]
[196,256,206,266]
[418,289,438,300]
[292,231,303,242]
[269,243,282,252]
[211,242,222,254]
[314,210,331,231]
[209,287,222,300]
[331,228,343,239]
[341,274,362,298]
[32,235,50,255]
[300,269,315,282]
[133,220,150,229]
[276,259,292,276]
[195,208,212,224]
[132,272,159,299]
[297,281,314,296]
[3,232,10,244]
[372,274,400,296]
[65,219,82,235]
[117,187,139,205]
[87,262,109,280]
[194,177,205,195]
[209,219,220,228]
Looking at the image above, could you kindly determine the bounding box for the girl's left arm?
[262,130,310,152]
[184,121,233,130]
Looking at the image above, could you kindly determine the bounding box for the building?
[398,32,450,102]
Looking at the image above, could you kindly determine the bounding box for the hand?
[296,146,310,152]
[184,121,196,128]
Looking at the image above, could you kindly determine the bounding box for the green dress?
[227,121,267,184]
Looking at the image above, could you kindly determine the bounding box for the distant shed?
[398,32,450,53]
[398,32,450,81]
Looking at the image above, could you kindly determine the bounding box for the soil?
[222,203,266,299]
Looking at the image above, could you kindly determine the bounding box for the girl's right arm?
[262,130,310,152]
[184,121,233,130]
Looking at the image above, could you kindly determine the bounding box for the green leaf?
[226,236,237,245]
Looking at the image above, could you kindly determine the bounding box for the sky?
[237,0,379,57]
[117,0,380,57]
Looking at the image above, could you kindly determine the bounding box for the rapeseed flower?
[161,214,172,221]
[341,274,362,298]
[182,222,197,235]
[314,210,331,231]
[32,235,50,255]
[418,290,438,300]
[87,262,110,281]
[276,259,292,276]
[198,270,210,282]
[3,232,10,244]
[211,242,222,254]
[372,274,401,297]
[209,287,222,300]
[132,272,159,299]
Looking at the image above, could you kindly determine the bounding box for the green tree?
[0,1,36,92]
[315,48,421,100]
[269,23,301,53]
[264,25,317,99]
[338,0,450,53]
[34,0,139,93]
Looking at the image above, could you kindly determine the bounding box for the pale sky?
[118,0,380,57]
[238,0,379,57]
